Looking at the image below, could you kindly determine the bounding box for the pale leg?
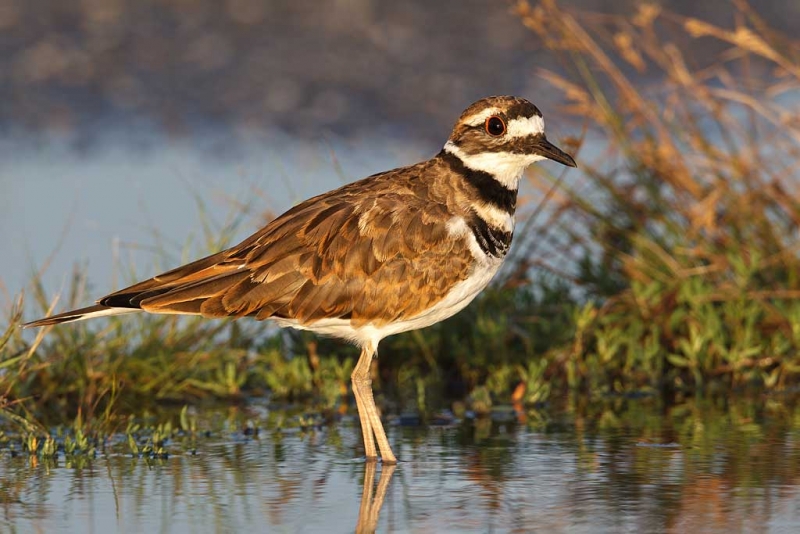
[351,344,397,463]
[352,346,377,459]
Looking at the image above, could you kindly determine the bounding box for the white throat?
[443,141,544,190]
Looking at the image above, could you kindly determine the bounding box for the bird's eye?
[485,116,506,137]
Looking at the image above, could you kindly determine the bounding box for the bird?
[24,96,576,463]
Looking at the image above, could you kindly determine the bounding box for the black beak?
[534,137,577,168]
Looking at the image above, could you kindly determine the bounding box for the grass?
[2,0,800,440]
[512,0,800,392]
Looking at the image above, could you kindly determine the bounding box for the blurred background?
[1,0,797,303]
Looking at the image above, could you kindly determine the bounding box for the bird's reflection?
[356,462,396,533]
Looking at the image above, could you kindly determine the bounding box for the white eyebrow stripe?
[463,108,503,126]
[506,115,545,138]
[463,111,546,139]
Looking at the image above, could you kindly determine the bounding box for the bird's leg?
[352,345,397,464]
[352,346,377,459]
[362,380,397,464]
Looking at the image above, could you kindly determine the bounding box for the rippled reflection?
[356,462,395,534]
[2,396,800,532]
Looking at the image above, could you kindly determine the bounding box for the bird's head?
[444,96,576,188]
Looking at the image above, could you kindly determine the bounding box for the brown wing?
[101,162,475,327]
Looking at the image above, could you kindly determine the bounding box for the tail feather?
[22,305,140,328]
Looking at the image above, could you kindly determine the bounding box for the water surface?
[3,396,799,533]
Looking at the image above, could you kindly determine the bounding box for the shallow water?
[3,396,800,533]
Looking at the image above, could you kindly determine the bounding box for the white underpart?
[472,202,514,233]
[443,141,544,190]
[274,255,503,349]
[274,214,504,349]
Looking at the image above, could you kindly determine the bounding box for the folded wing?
[26,166,474,329]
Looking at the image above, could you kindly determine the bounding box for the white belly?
[273,258,504,348]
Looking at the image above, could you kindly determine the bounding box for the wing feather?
[71,160,476,326]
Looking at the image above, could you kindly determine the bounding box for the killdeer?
[24,96,576,463]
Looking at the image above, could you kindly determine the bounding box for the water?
[3,396,800,533]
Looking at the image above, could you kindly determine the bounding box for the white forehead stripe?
[507,115,545,138]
